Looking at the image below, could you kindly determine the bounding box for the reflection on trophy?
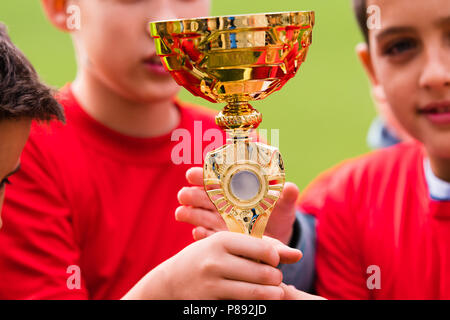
[150,12,314,238]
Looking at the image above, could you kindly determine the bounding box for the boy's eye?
[383,38,418,56]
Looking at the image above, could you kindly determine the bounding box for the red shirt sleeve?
[0,126,88,299]
[299,159,371,299]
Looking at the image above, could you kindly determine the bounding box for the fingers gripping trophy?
[150,12,314,238]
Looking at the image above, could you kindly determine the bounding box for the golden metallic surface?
[150,11,314,130]
[150,12,314,237]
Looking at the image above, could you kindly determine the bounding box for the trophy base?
[203,130,285,238]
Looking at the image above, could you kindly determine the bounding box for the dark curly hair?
[353,0,369,43]
[0,23,65,122]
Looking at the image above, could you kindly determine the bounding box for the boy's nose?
[153,0,179,22]
[419,53,450,91]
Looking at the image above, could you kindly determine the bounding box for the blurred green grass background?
[0,0,375,190]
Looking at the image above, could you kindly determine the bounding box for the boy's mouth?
[418,101,450,125]
[143,55,169,76]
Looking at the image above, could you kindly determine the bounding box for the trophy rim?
[149,10,315,124]
[149,10,314,27]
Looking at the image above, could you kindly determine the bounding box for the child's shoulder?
[319,141,421,185]
[299,142,423,214]
[334,141,422,181]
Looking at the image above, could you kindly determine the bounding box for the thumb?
[186,167,203,186]
[271,182,299,222]
[279,182,300,207]
[266,182,300,245]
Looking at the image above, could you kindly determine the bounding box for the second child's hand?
[176,167,299,245]
[122,232,303,300]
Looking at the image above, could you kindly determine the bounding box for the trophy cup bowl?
[150,11,314,238]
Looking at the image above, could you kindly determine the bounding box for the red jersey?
[0,85,223,299]
[299,141,450,299]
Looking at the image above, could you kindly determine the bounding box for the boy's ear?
[356,42,387,104]
[356,42,377,85]
[41,0,71,32]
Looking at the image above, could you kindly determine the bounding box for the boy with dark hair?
[0,22,64,225]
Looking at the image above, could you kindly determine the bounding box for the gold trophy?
[150,11,314,238]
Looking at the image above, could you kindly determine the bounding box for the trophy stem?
[225,128,252,143]
[215,102,262,131]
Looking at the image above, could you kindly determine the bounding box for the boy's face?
[365,0,450,158]
[0,119,30,228]
[66,0,210,103]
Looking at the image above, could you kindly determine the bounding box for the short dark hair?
[0,23,65,122]
[352,0,369,43]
